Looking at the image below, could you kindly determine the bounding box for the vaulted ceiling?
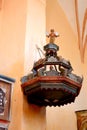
[57,0,87,62]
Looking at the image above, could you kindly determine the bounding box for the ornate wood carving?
[21,29,83,106]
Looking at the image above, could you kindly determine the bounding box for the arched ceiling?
[57,0,77,34]
[57,0,87,62]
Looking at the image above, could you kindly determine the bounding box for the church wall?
[23,0,46,130]
[0,0,27,130]
[24,0,46,74]
[46,0,87,130]
[0,0,4,41]
[0,0,86,130]
[0,0,47,130]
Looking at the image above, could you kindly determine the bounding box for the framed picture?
[76,110,87,130]
[0,80,12,121]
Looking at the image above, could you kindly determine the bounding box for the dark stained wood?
[21,76,82,88]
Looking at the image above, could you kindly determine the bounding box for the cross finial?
[46,29,59,43]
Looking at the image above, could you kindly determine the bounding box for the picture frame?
[0,80,11,121]
[76,110,87,130]
[0,75,15,121]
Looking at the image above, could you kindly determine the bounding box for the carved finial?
[46,29,59,43]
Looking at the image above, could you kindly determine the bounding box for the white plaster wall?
[0,0,46,130]
[0,0,27,130]
[23,1,46,130]
[46,0,87,130]
[58,0,77,35]
[24,0,46,74]
[0,0,4,41]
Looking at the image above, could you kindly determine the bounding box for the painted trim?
[0,75,15,83]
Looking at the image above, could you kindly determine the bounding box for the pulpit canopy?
[21,29,83,107]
